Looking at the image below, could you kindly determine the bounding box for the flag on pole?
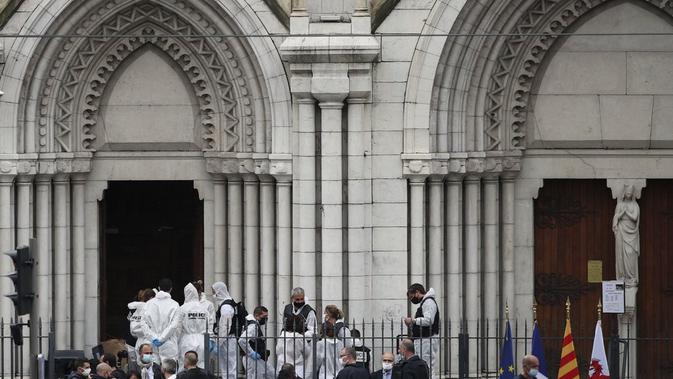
[498,320,516,379]
[531,321,549,379]
[557,318,580,379]
[589,320,610,379]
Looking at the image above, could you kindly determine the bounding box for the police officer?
[238,306,274,379]
[404,283,439,379]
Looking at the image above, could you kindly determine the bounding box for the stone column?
[0,176,14,322]
[16,176,32,246]
[483,176,499,370]
[213,176,227,283]
[501,175,515,315]
[445,176,462,375]
[346,98,371,317]
[84,180,106,352]
[53,174,70,348]
[293,98,317,300]
[35,176,52,329]
[71,175,86,349]
[427,177,443,296]
[227,176,243,300]
[259,177,275,319]
[243,176,260,306]
[275,177,292,331]
[409,177,426,284]
[319,99,346,306]
[464,175,480,372]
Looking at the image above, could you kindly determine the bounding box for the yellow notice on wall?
[587,260,603,283]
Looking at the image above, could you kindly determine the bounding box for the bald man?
[519,355,541,379]
[372,352,396,379]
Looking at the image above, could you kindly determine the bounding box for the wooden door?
[637,180,673,376]
[534,180,617,378]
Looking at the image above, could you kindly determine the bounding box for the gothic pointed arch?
[16,0,291,155]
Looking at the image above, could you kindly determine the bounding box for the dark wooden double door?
[534,180,673,377]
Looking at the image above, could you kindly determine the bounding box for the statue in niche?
[613,184,640,287]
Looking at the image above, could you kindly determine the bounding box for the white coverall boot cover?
[212,282,238,378]
[142,290,180,362]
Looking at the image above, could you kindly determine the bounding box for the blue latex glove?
[249,351,261,361]
[152,338,163,347]
[208,339,218,353]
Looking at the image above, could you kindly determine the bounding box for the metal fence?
[0,318,661,378]
[1,318,51,379]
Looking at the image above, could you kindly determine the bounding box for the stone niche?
[528,1,673,149]
[97,45,200,151]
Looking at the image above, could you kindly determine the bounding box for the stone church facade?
[1,0,672,376]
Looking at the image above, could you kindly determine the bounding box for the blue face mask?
[528,368,539,377]
[142,354,154,364]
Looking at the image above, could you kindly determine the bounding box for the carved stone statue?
[613,185,640,287]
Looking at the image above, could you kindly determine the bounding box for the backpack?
[214,299,248,336]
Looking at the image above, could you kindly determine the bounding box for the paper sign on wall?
[602,280,625,314]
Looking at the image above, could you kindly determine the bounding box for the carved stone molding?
[607,179,646,200]
[427,154,521,178]
[205,153,272,176]
[38,0,254,153]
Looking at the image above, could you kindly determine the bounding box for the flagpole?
[597,299,602,322]
[565,297,571,320]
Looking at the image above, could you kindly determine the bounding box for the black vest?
[283,303,315,331]
[411,297,439,337]
[245,319,267,360]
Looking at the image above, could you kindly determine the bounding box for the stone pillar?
[260,177,276,315]
[409,177,426,284]
[35,176,51,329]
[319,99,346,306]
[427,177,443,297]
[213,176,227,283]
[445,176,462,375]
[346,98,371,318]
[84,180,106,353]
[16,176,32,246]
[483,176,499,370]
[227,176,243,301]
[501,175,515,314]
[0,176,14,322]
[243,176,260,306]
[293,98,317,301]
[53,174,70,348]
[71,175,86,349]
[275,177,292,332]
[464,176,480,372]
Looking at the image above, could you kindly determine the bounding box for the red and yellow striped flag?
[557,318,580,379]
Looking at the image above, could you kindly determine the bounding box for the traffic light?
[5,245,35,316]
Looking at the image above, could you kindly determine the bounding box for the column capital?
[607,179,646,200]
[270,154,292,181]
[402,153,431,177]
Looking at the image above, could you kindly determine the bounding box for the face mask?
[259,317,268,325]
[528,368,539,377]
[141,354,154,364]
[382,363,393,371]
[410,297,421,304]
[82,368,91,377]
[294,301,305,308]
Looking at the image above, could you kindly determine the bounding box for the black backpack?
[214,299,248,336]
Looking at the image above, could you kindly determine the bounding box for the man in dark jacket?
[336,346,371,379]
[371,352,395,379]
[176,351,212,379]
[397,339,429,379]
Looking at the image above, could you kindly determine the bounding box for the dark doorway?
[100,181,204,341]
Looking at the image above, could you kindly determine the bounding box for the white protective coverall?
[288,301,318,379]
[159,283,215,368]
[275,330,308,378]
[127,301,149,360]
[412,287,440,379]
[316,337,344,379]
[238,314,275,379]
[141,290,179,362]
[212,282,238,377]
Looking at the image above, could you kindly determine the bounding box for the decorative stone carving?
[38,1,255,153]
[613,184,640,287]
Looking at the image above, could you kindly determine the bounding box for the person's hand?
[208,339,218,353]
[404,317,413,327]
[249,351,262,360]
[152,338,163,347]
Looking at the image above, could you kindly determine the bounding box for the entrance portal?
[100,181,204,341]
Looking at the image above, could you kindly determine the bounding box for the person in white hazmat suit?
[404,283,440,379]
[212,281,239,377]
[127,288,155,362]
[158,283,215,369]
[142,278,180,363]
[238,306,275,379]
[316,322,344,379]
[276,315,309,378]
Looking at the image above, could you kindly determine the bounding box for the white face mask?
[528,368,539,377]
[82,368,91,376]
[382,362,393,371]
